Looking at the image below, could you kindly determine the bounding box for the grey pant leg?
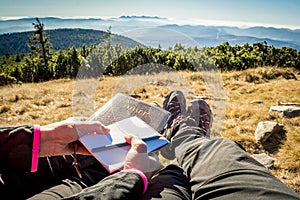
[171,118,300,200]
[142,164,192,200]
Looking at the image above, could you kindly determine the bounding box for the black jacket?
[0,125,145,199]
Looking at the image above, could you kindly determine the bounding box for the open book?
[79,93,171,173]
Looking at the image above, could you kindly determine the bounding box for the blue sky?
[1,0,300,29]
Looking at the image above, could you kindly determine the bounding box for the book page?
[108,116,161,143]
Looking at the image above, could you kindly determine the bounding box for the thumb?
[124,135,147,153]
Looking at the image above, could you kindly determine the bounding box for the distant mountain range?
[1,16,300,52]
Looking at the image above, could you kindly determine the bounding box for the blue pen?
[91,135,161,153]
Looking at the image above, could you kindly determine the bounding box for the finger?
[87,121,110,134]
[75,121,110,137]
[125,135,147,153]
[124,135,132,144]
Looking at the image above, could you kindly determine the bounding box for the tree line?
[1,18,299,85]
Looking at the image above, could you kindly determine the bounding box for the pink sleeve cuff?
[31,125,40,172]
[119,169,148,194]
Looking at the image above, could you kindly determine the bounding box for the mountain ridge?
[0,16,299,51]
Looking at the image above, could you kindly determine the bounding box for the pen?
[91,135,162,153]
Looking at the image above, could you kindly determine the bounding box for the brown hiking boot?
[162,90,187,130]
[187,99,213,136]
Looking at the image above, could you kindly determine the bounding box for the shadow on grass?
[262,129,287,154]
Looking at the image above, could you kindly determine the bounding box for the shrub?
[0,73,17,86]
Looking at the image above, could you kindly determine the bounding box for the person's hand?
[39,118,110,157]
[123,135,163,179]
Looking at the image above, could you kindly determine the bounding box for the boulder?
[270,105,300,118]
[251,153,275,168]
[254,121,284,143]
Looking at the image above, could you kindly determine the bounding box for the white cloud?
[168,17,300,30]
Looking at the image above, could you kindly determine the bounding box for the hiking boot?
[187,99,213,136]
[163,90,187,129]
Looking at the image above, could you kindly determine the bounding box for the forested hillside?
[0,28,142,55]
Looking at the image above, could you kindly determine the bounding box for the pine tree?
[69,47,81,78]
[28,17,53,81]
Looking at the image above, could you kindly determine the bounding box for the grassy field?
[1,66,299,193]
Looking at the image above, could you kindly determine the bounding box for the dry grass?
[221,67,300,193]
[1,67,299,194]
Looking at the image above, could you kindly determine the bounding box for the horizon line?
[1,15,300,30]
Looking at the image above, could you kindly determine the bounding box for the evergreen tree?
[28,17,53,81]
[81,45,89,58]
[69,47,81,78]
[54,51,68,78]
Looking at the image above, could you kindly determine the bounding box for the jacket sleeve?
[0,125,34,172]
[71,171,146,199]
